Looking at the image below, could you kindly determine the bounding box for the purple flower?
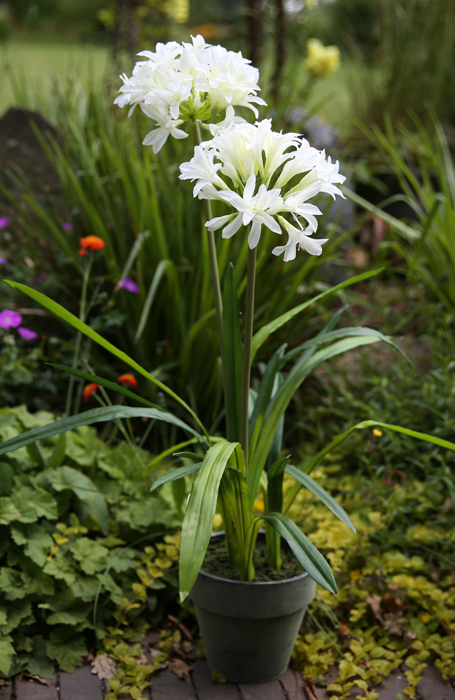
[18,327,38,340]
[118,277,140,293]
[0,217,11,230]
[62,222,74,230]
[0,257,7,264]
[35,274,46,283]
[0,310,23,329]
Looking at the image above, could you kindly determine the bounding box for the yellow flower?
[350,569,363,582]
[421,613,431,624]
[305,39,340,79]
[372,428,383,437]
[213,513,222,530]
[165,0,189,23]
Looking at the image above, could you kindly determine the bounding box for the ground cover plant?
[0,404,182,678]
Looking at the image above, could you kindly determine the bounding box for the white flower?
[141,104,187,154]
[179,119,345,261]
[207,174,283,248]
[272,217,328,261]
[114,35,266,153]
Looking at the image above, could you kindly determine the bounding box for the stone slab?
[192,661,240,699]
[60,665,103,700]
[417,665,455,700]
[239,680,287,700]
[280,668,306,700]
[15,675,58,700]
[0,684,12,700]
[150,668,196,700]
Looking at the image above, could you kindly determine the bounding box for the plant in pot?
[1,35,437,685]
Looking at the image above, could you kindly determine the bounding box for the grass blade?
[262,512,337,594]
[285,464,356,533]
[0,405,203,457]
[179,440,239,601]
[150,463,201,493]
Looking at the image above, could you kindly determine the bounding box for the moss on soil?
[202,537,304,582]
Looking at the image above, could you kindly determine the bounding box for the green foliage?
[0,404,180,679]
[289,460,455,697]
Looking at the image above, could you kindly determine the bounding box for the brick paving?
[2,660,455,699]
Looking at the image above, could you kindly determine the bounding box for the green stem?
[64,254,92,417]
[193,122,225,377]
[241,246,257,480]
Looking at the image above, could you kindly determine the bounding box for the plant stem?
[64,254,92,417]
[193,121,225,396]
[241,246,257,479]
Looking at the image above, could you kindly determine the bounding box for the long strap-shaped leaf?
[49,364,161,409]
[150,463,201,493]
[251,268,383,360]
[284,420,455,514]
[249,335,382,501]
[285,464,355,533]
[284,327,411,366]
[0,406,203,457]
[222,264,243,442]
[179,440,239,601]
[262,513,337,594]
[6,281,206,437]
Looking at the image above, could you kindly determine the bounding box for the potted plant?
[0,35,419,684]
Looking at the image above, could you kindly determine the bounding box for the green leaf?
[114,497,177,530]
[0,405,203,458]
[0,567,26,600]
[262,513,337,594]
[305,419,455,475]
[49,364,161,410]
[0,599,33,635]
[46,432,66,470]
[179,440,239,601]
[251,268,384,359]
[11,523,53,567]
[70,537,109,575]
[46,629,86,672]
[222,263,243,442]
[0,497,22,525]
[284,326,411,366]
[43,552,77,586]
[266,456,289,514]
[342,187,421,241]
[0,639,14,675]
[46,466,109,534]
[250,336,383,500]
[134,259,173,343]
[26,635,55,679]
[6,281,205,433]
[10,488,39,523]
[21,559,55,596]
[0,462,14,495]
[285,465,356,533]
[150,463,201,492]
[21,486,58,520]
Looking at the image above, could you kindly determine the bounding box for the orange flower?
[117,373,137,387]
[83,383,99,401]
[79,236,106,255]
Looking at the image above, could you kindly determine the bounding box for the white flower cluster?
[114,35,265,154]
[179,119,345,261]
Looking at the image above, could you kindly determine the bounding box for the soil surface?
[202,537,304,582]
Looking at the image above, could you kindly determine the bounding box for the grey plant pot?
[189,532,316,684]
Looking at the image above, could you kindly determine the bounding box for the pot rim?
[199,530,311,587]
